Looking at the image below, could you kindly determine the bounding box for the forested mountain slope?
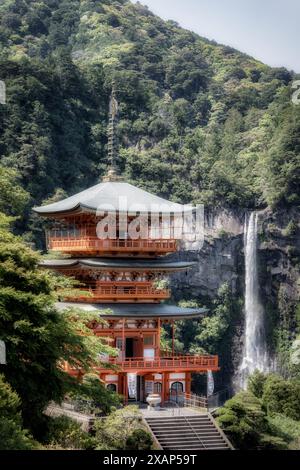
[0,0,299,221]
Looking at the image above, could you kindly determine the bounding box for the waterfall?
[238,212,269,389]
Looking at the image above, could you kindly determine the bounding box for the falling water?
[238,212,269,389]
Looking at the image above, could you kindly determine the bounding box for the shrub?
[217,391,286,450]
[45,416,96,450]
[262,374,300,420]
[94,406,153,450]
[125,429,153,450]
[248,371,268,398]
[0,374,38,450]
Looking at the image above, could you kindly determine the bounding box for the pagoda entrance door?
[116,337,141,359]
[126,338,134,357]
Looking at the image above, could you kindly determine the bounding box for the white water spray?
[238,212,269,389]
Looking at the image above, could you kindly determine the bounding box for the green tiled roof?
[55,302,207,319]
[41,258,196,271]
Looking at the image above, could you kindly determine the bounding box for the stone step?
[149,425,215,432]
[158,435,225,442]
[146,416,210,422]
[147,419,213,426]
[145,413,232,451]
[169,445,230,450]
[155,431,219,437]
[154,430,219,437]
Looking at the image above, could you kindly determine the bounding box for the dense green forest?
[0,0,299,237]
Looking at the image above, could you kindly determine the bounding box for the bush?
[0,417,39,450]
[125,429,153,450]
[217,391,286,450]
[70,374,121,416]
[0,374,38,450]
[94,406,153,450]
[262,375,300,420]
[268,413,300,450]
[248,371,268,398]
[45,416,96,450]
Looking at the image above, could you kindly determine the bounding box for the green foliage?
[217,391,286,450]
[125,429,153,450]
[282,220,298,237]
[70,374,121,416]
[268,413,300,450]
[218,373,300,450]
[94,406,153,450]
[0,215,115,436]
[262,374,300,420]
[0,374,39,450]
[45,416,95,450]
[0,166,30,217]
[0,0,297,228]
[248,370,268,398]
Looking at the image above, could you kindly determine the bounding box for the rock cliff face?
[170,207,300,380]
[171,209,245,301]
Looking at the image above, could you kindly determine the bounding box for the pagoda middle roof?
[55,302,207,319]
[33,181,190,215]
[40,258,196,271]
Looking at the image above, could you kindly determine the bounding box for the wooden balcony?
[48,236,177,255]
[65,283,170,303]
[98,353,219,373]
[65,353,219,376]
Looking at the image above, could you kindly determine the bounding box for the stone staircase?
[145,414,233,450]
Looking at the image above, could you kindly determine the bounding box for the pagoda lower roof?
[41,258,196,272]
[55,302,207,319]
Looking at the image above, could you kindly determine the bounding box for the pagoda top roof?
[40,258,196,272]
[55,302,207,319]
[33,181,189,216]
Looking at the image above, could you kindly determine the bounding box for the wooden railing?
[66,284,170,302]
[48,236,177,254]
[100,354,219,372]
[65,353,219,375]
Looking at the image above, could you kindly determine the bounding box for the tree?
[248,371,268,398]
[94,406,153,450]
[125,429,153,450]
[217,391,286,450]
[0,166,29,217]
[71,374,121,415]
[262,374,300,420]
[0,213,115,436]
[0,374,39,450]
[45,415,95,450]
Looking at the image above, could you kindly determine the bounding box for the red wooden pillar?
[118,374,122,396]
[186,372,191,395]
[172,320,175,356]
[122,318,125,360]
[157,318,161,357]
[162,372,169,405]
[123,373,128,404]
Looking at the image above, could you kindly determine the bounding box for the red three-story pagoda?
[34,86,219,404]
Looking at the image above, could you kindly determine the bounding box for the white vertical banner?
[0,340,6,364]
[127,373,137,399]
[207,370,214,397]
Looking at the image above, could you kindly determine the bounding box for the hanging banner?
[127,373,137,399]
[0,340,6,364]
[207,370,214,397]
